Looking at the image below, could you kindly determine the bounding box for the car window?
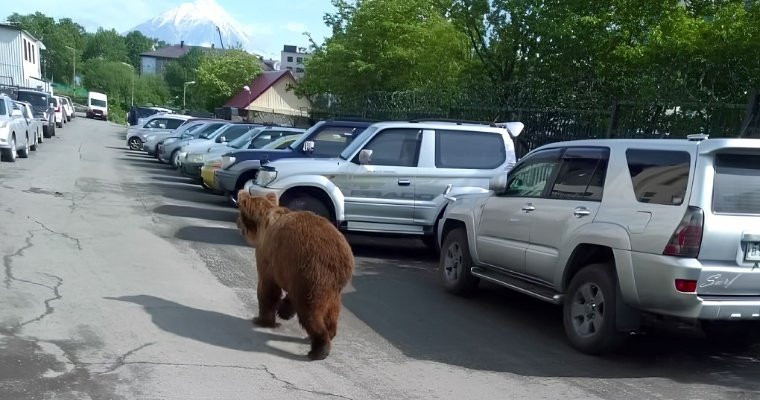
[219,125,256,142]
[17,91,48,107]
[549,148,610,201]
[52,97,59,106]
[166,118,185,129]
[503,148,563,198]
[312,126,360,157]
[90,99,106,107]
[199,123,228,139]
[435,130,506,169]
[712,153,760,215]
[626,149,691,206]
[353,128,422,167]
[145,118,168,129]
[250,130,291,148]
[0,100,6,115]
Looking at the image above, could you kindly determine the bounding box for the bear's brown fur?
[236,190,354,360]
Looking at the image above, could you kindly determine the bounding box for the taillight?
[675,279,698,293]
[56,106,60,112]
[663,206,704,258]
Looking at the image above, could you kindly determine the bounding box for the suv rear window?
[626,149,691,205]
[435,130,506,169]
[713,153,760,215]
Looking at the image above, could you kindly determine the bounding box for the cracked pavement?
[0,116,758,400]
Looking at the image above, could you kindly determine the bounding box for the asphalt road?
[0,116,759,400]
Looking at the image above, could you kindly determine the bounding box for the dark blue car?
[215,119,375,206]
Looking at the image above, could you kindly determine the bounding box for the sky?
[0,0,336,59]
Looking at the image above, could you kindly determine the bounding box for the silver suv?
[245,120,523,249]
[438,135,760,354]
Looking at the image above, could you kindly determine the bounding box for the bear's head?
[236,190,280,246]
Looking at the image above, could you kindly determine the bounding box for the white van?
[86,91,108,120]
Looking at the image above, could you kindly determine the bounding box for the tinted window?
[312,126,359,157]
[250,130,291,148]
[354,128,422,167]
[17,91,48,107]
[549,148,609,201]
[503,148,562,198]
[219,125,256,141]
[198,123,228,139]
[713,153,760,214]
[90,99,106,107]
[626,149,691,205]
[166,118,185,129]
[145,118,167,129]
[0,100,6,115]
[52,97,59,106]
[435,130,506,169]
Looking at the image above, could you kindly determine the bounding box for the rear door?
[695,145,760,296]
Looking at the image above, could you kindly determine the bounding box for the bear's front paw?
[252,316,280,328]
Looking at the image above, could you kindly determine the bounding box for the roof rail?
[325,117,379,123]
[687,133,709,141]
[409,118,491,125]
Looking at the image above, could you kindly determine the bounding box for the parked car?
[201,133,304,192]
[0,94,32,161]
[86,91,108,120]
[125,113,193,150]
[244,120,522,251]
[51,96,65,128]
[158,121,231,167]
[436,134,760,355]
[128,105,173,126]
[14,100,42,151]
[217,119,376,206]
[60,96,74,122]
[7,87,55,138]
[143,117,222,158]
[62,95,76,119]
[181,125,304,185]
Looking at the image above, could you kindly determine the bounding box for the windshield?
[0,100,5,116]
[90,99,106,107]
[339,126,377,159]
[229,127,264,149]
[17,91,48,107]
[198,123,230,139]
[217,125,257,142]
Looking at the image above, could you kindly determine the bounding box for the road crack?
[30,218,83,250]
[97,342,157,375]
[260,364,356,400]
[4,230,36,288]
[18,273,64,328]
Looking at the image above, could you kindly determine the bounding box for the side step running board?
[471,267,564,305]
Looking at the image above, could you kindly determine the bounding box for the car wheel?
[2,137,17,162]
[439,227,480,296]
[281,194,332,221]
[128,137,142,150]
[38,130,43,144]
[563,263,626,355]
[18,137,30,158]
[30,134,37,151]
[171,150,181,168]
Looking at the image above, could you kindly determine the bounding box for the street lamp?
[119,62,135,107]
[183,81,196,110]
[64,45,76,86]
[243,85,252,121]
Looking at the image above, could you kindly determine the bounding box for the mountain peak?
[128,0,264,55]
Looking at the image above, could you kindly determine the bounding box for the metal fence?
[308,90,760,158]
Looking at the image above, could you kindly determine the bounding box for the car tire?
[2,137,17,162]
[170,149,182,169]
[18,137,30,158]
[281,194,332,221]
[563,263,626,355]
[439,227,480,296]
[30,136,37,151]
[128,137,142,151]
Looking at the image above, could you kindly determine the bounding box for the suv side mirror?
[358,149,373,165]
[489,172,509,194]
[11,108,23,117]
[302,140,315,153]
[49,102,54,109]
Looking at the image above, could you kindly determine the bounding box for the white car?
[14,100,42,151]
[60,96,75,122]
[52,96,65,128]
[0,94,32,162]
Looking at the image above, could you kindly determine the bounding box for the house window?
[286,66,293,71]
[23,39,28,61]
[296,57,303,63]
[296,67,304,73]
[31,44,35,64]
[287,56,293,62]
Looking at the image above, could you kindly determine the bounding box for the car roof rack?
[687,133,709,141]
[408,118,493,126]
[325,117,379,123]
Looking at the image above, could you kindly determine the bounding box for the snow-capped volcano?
[127,0,261,54]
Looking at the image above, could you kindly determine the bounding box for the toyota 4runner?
[437,134,760,354]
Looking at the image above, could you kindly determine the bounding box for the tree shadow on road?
[154,204,238,223]
[104,295,309,361]
[175,226,248,247]
[341,262,760,392]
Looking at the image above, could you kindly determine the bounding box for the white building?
[279,45,311,80]
[0,22,47,90]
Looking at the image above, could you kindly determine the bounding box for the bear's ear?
[264,192,278,206]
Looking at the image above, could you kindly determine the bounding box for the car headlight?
[163,138,178,146]
[204,156,222,167]
[221,156,236,169]
[256,169,277,187]
[187,153,204,163]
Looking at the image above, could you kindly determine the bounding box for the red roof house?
[224,70,311,118]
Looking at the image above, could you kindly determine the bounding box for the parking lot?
[1,116,759,399]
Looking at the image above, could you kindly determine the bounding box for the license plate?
[746,242,760,262]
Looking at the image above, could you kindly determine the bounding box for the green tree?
[124,30,162,69]
[195,49,263,111]
[164,47,206,108]
[82,28,129,62]
[298,0,474,99]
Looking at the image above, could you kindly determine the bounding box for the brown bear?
[236,190,355,360]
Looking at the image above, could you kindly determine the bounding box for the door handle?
[398,179,411,186]
[574,207,591,217]
[522,204,536,213]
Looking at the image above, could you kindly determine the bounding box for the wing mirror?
[302,140,315,153]
[218,136,227,143]
[358,149,373,165]
[489,172,509,194]
[49,102,54,109]
[11,108,23,117]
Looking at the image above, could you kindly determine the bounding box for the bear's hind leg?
[252,278,282,328]
[296,301,332,360]
[277,293,295,320]
[325,294,341,340]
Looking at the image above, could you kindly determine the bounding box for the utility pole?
[65,46,76,86]
[183,81,196,110]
